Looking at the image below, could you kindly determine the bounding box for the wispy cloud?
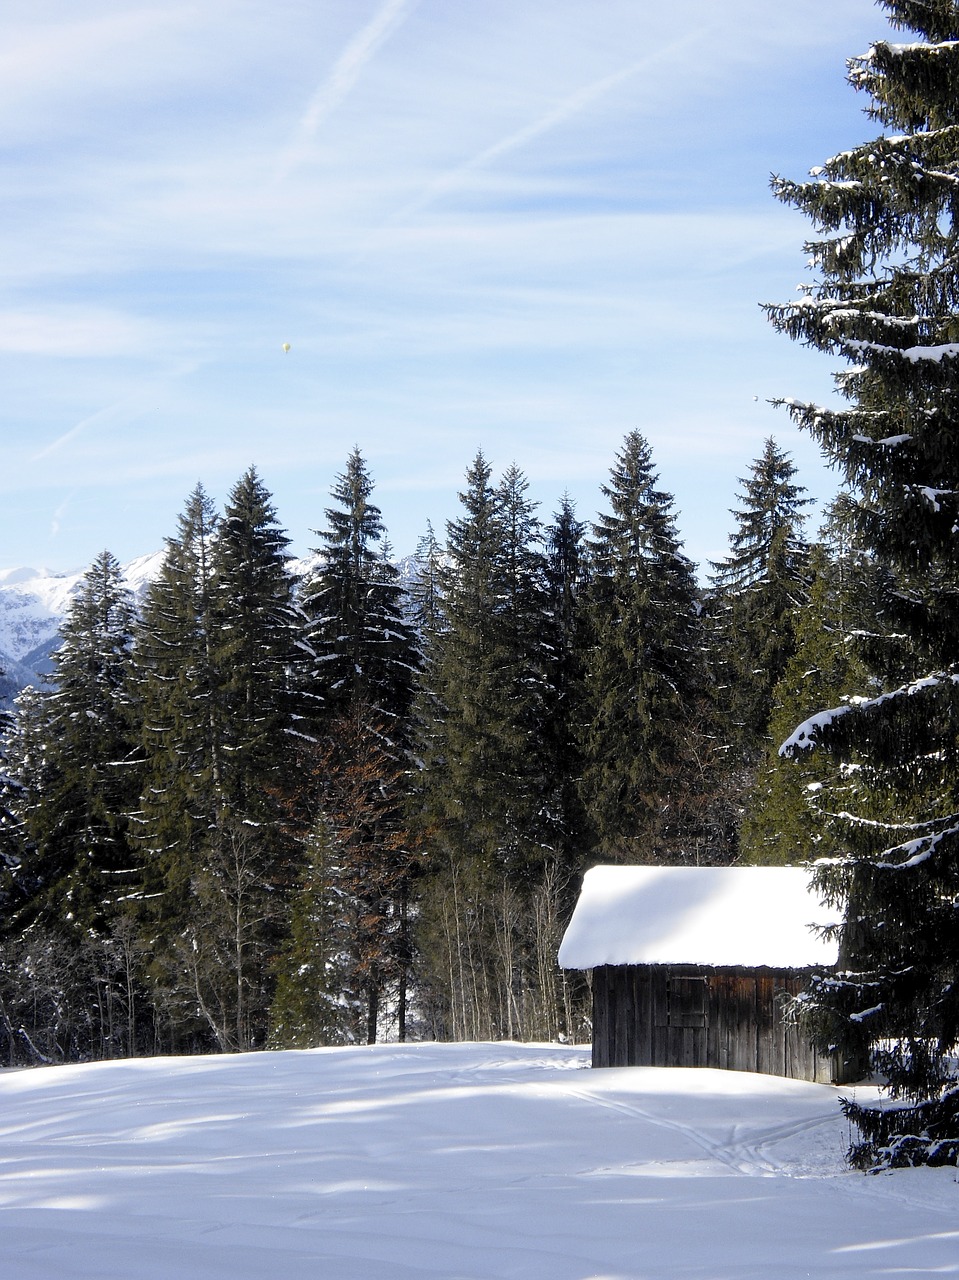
[0,307,163,358]
[49,492,76,541]
[275,0,415,180]
[395,25,718,221]
[0,8,204,140]
[1,0,879,573]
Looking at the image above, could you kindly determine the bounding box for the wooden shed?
[559,865,860,1084]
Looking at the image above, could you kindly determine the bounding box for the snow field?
[1,1042,957,1279]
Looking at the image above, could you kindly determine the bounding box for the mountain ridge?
[0,553,167,706]
[0,551,420,706]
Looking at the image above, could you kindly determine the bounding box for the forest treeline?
[0,432,870,1065]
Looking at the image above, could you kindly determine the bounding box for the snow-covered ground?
[1,1042,956,1279]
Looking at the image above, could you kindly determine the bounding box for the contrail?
[395,26,718,221]
[276,0,414,180]
[32,402,135,462]
[32,362,199,462]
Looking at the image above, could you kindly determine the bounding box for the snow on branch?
[868,39,959,56]
[851,433,913,446]
[872,821,959,871]
[846,338,959,363]
[780,672,959,756]
[779,705,852,755]
[911,486,957,512]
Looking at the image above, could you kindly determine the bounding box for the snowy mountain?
[0,552,165,705]
[0,551,422,706]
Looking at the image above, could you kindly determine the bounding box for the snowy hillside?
[0,553,165,703]
[0,551,421,705]
[1,1042,956,1280]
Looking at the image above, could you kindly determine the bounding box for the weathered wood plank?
[591,963,842,1082]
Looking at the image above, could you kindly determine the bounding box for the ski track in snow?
[566,1082,839,1177]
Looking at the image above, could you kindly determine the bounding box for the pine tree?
[132,486,222,919]
[768,0,959,1164]
[541,495,589,892]
[212,466,303,818]
[490,462,552,878]
[414,453,566,1039]
[133,477,301,1051]
[130,486,226,1049]
[286,452,418,1043]
[740,539,870,864]
[708,438,812,757]
[4,551,139,935]
[202,467,303,1049]
[303,448,417,739]
[578,431,708,862]
[0,554,144,1061]
[409,521,444,641]
[416,454,550,885]
[408,454,506,1039]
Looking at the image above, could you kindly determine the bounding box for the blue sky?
[3,0,894,574]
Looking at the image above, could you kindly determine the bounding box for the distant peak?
[0,566,67,586]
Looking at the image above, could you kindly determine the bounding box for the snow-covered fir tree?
[409,520,444,642]
[768,0,959,1165]
[0,553,143,1061]
[3,551,139,935]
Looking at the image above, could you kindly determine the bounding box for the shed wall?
[591,964,856,1084]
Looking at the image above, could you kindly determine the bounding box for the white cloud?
[0,307,164,357]
[0,7,205,136]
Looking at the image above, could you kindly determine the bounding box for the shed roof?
[558,865,839,970]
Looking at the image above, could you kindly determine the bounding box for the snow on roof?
[558,865,838,970]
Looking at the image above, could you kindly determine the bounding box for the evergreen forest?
[3,0,959,1173]
[0,440,821,1063]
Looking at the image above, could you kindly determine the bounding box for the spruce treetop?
[579,432,707,861]
[710,438,812,594]
[304,449,414,733]
[590,430,689,572]
[312,446,387,573]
